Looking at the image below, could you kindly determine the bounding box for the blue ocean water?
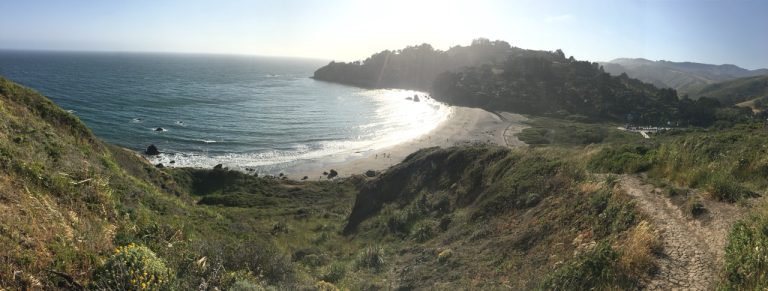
[0,51,450,173]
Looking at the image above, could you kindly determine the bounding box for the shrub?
[229,279,265,291]
[685,196,706,217]
[412,220,435,242]
[588,145,653,174]
[92,243,172,290]
[590,189,636,237]
[270,221,288,235]
[709,176,757,202]
[355,246,386,271]
[665,186,687,197]
[722,219,768,289]
[517,128,550,145]
[320,262,346,283]
[315,280,342,291]
[541,242,632,289]
[437,249,453,264]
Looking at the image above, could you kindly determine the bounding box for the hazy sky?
[1,0,766,68]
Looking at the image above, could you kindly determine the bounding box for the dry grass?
[619,220,661,277]
[579,182,602,194]
[0,172,116,288]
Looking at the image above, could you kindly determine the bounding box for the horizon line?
[0,46,764,71]
[0,47,333,62]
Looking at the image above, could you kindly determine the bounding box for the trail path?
[618,175,745,290]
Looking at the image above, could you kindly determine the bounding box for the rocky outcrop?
[327,169,338,179]
[145,144,160,155]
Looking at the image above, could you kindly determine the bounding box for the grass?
[14,76,767,289]
[0,77,361,289]
[587,144,655,174]
[587,123,767,203]
[721,213,768,289]
[517,117,641,146]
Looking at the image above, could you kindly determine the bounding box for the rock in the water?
[155,127,165,132]
[364,170,377,177]
[169,160,175,164]
[302,176,308,180]
[406,97,413,100]
[155,163,164,168]
[327,169,338,179]
[145,144,160,155]
[213,164,224,170]
[323,171,329,175]
[413,95,420,102]
[279,173,284,177]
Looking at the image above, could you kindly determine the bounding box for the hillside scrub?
[722,212,768,289]
[0,77,335,289]
[5,74,761,289]
[517,117,641,146]
[588,124,767,202]
[338,146,653,289]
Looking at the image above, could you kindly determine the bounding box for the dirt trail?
[619,175,745,290]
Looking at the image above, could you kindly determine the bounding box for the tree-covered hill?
[313,38,518,90]
[431,52,682,124]
[314,39,739,125]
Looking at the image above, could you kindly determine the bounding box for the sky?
[1,0,767,69]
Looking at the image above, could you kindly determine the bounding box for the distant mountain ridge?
[692,75,768,106]
[599,58,768,94]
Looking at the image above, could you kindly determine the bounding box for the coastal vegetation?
[3,38,768,289]
[315,39,755,126]
[313,38,515,90]
[1,77,658,289]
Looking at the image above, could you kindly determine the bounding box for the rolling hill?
[690,75,768,107]
[315,40,698,125]
[0,76,653,289]
[600,58,768,94]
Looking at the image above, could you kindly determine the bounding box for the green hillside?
[0,76,360,289]
[0,77,661,289]
[691,75,768,106]
[2,74,768,290]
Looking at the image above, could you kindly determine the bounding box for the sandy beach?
[285,106,529,179]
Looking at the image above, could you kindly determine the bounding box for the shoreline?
[283,106,529,179]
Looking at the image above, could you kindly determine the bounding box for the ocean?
[0,51,451,174]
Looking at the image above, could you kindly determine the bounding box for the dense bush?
[588,145,654,174]
[92,243,172,290]
[320,262,347,283]
[722,219,768,289]
[541,242,632,290]
[708,175,758,202]
[589,189,637,237]
[412,220,436,242]
[685,196,706,217]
